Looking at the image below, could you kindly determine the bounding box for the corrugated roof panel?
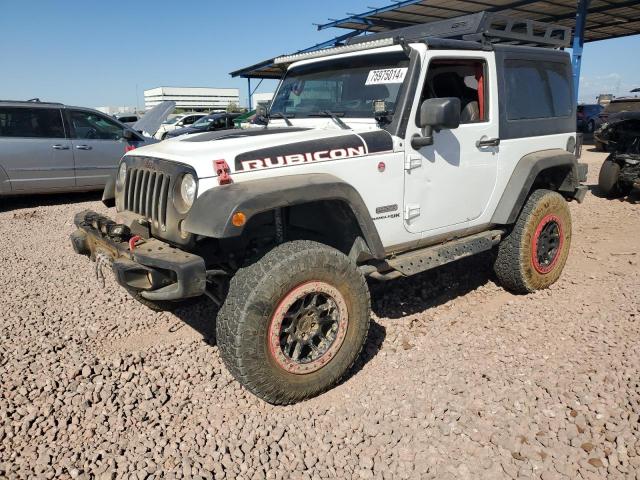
[317,0,640,42]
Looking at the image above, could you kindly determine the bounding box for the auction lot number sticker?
[366,68,408,85]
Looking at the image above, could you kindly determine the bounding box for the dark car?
[594,98,640,150]
[165,113,241,139]
[576,103,603,133]
[597,111,640,197]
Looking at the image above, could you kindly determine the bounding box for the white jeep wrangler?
[71,13,588,404]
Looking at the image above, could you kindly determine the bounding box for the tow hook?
[129,235,144,251]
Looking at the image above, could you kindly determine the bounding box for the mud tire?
[217,240,370,405]
[494,189,572,294]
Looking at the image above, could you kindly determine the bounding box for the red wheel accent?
[531,214,564,274]
[267,281,349,375]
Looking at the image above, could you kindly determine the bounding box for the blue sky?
[0,0,637,107]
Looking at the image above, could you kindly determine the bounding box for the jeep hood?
[125,126,394,178]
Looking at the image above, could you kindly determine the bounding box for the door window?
[0,107,65,138]
[70,110,125,140]
[420,59,488,124]
[183,115,198,125]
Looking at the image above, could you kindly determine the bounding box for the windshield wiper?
[268,112,293,127]
[309,111,351,130]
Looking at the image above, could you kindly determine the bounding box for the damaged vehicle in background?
[594,97,640,151]
[598,111,640,197]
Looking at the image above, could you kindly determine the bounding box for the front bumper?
[71,210,206,302]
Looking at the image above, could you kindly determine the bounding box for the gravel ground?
[1,148,639,480]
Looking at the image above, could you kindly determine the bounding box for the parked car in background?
[165,112,241,139]
[0,100,158,195]
[576,103,603,133]
[594,97,640,150]
[597,111,640,197]
[154,113,207,140]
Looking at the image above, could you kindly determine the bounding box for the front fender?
[184,173,385,259]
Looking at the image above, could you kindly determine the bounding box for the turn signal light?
[232,212,246,227]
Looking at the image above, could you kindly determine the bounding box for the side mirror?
[412,97,461,149]
[122,129,135,140]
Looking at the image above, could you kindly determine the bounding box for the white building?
[252,92,274,109]
[96,106,137,116]
[144,87,240,112]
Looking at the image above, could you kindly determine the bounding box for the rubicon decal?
[239,146,367,171]
[234,131,394,172]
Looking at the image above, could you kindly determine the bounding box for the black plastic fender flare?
[184,173,386,259]
[492,149,580,225]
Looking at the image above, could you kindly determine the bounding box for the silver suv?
[0,100,152,196]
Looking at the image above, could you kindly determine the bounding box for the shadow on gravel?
[173,299,220,346]
[587,184,640,204]
[171,295,388,380]
[369,250,497,320]
[169,250,497,380]
[0,191,102,213]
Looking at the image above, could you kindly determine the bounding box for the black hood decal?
[181,127,310,143]
[234,130,394,172]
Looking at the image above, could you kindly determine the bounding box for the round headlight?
[117,162,127,186]
[180,173,197,209]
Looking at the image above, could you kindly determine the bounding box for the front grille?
[123,167,171,229]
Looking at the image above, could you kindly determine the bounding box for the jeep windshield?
[270,51,410,119]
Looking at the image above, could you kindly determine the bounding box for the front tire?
[217,241,371,405]
[494,189,572,294]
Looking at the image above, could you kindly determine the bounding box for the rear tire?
[494,189,572,294]
[217,240,370,405]
[598,158,622,197]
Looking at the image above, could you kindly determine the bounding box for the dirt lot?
[1,148,639,480]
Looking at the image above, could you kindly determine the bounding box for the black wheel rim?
[535,219,561,271]
[268,282,348,374]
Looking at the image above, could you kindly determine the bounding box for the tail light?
[125,144,137,153]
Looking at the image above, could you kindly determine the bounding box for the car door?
[404,53,499,234]
[0,106,74,192]
[67,108,130,187]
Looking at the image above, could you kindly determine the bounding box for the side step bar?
[381,229,504,278]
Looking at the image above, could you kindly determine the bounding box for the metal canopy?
[317,0,640,43]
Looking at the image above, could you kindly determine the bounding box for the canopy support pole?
[572,0,590,103]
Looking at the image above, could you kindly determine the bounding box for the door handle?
[75,145,93,150]
[476,137,500,148]
[52,144,70,150]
